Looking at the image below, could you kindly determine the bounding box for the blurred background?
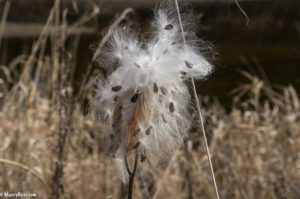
[0,0,299,198]
[1,0,300,107]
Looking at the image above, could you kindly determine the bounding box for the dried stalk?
[0,158,49,194]
[124,150,139,199]
[233,0,249,25]
[50,1,73,198]
[174,0,220,199]
[0,0,10,51]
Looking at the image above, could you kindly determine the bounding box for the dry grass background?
[0,1,300,199]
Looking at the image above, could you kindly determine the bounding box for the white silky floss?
[95,9,214,180]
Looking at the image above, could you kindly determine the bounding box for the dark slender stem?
[124,150,139,199]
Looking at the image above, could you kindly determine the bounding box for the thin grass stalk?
[124,150,139,199]
[233,0,249,25]
[152,151,180,199]
[185,140,194,199]
[0,0,10,51]
[19,1,57,88]
[0,158,49,194]
[173,0,220,199]
[50,1,71,198]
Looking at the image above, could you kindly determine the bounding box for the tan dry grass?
[0,75,299,198]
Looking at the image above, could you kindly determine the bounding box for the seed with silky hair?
[133,142,141,149]
[162,113,167,123]
[134,62,142,68]
[113,96,119,102]
[180,71,187,75]
[146,126,153,135]
[111,85,122,92]
[153,83,159,93]
[131,93,139,103]
[184,60,193,68]
[164,24,173,30]
[133,128,141,136]
[140,155,147,162]
[169,102,175,113]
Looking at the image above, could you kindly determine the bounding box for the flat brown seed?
[146,126,153,135]
[171,42,176,46]
[180,71,187,75]
[162,113,167,123]
[113,96,119,102]
[134,62,142,68]
[153,83,158,93]
[160,86,168,95]
[134,142,141,149]
[164,24,173,30]
[184,60,193,68]
[131,93,139,103]
[140,155,147,163]
[111,85,122,92]
[133,128,141,136]
[169,102,175,113]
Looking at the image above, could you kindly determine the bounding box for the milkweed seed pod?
[94,8,213,181]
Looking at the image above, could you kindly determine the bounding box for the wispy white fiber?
[94,8,214,179]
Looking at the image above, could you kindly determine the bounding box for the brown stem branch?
[124,149,139,199]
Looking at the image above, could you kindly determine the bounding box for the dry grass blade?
[174,0,220,199]
[152,151,180,199]
[19,0,58,86]
[233,0,250,25]
[0,158,49,194]
[0,0,10,50]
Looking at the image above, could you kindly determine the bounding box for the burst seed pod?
[95,8,214,182]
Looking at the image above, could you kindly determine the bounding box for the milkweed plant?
[94,7,214,181]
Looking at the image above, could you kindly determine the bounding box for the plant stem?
[124,150,139,199]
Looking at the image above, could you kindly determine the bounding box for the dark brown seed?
[171,42,176,46]
[133,128,141,136]
[184,60,193,68]
[164,24,173,30]
[180,71,187,75]
[146,126,153,135]
[140,155,147,163]
[169,102,175,113]
[153,83,158,93]
[131,93,139,103]
[133,142,141,149]
[113,96,119,102]
[111,85,122,92]
[160,86,168,95]
[162,113,167,123]
[134,62,142,68]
